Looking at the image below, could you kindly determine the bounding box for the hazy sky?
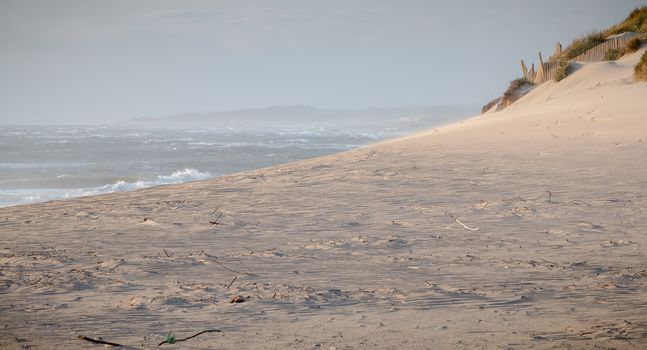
[1,0,645,124]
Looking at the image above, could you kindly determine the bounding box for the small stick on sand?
[226,275,238,289]
[163,249,172,257]
[209,208,223,225]
[446,214,479,231]
[539,258,557,265]
[77,335,124,347]
[565,200,592,206]
[202,252,251,275]
[158,329,222,346]
[209,212,223,225]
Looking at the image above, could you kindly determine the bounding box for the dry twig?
[202,252,251,275]
[446,214,479,231]
[209,208,223,225]
[209,212,223,225]
[226,275,238,289]
[77,335,124,347]
[158,330,222,346]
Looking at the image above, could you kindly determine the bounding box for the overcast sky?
[1,0,645,124]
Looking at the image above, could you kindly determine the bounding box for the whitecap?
[0,168,213,208]
[155,168,212,183]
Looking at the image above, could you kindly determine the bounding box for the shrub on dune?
[604,48,621,61]
[624,37,642,53]
[481,97,501,114]
[503,78,533,100]
[605,6,647,36]
[634,51,647,82]
[554,59,572,81]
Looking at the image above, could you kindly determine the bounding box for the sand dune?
[1,48,647,349]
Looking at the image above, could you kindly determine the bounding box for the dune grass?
[481,97,501,114]
[635,51,647,82]
[554,60,572,81]
[560,31,606,60]
[605,6,647,36]
[604,48,621,61]
[480,78,534,114]
[625,37,642,53]
[503,78,533,100]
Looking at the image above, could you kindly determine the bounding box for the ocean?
[0,125,398,207]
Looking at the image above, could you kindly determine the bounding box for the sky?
[1,0,645,124]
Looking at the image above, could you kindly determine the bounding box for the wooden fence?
[535,61,562,84]
[522,52,564,85]
[570,32,645,62]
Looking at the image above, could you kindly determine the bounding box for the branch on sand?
[77,335,124,347]
[77,329,222,348]
[226,275,238,289]
[209,209,223,225]
[158,330,222,346]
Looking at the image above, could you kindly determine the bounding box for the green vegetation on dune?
[601,37,643,63]
[604,48,621,61]
[554,59,571,81]
[635,51,647,82]
[558,7,646,62]
[481,97,501,114]
[625,37,642,53]
[560,31,606,60]
[503,78,533,100]
[605,6,647,36]
[480,78,534,114]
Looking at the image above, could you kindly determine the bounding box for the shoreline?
[0,114,474,210]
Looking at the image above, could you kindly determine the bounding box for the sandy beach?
[1,48,647,349]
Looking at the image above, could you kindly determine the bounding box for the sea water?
[0,125,397,207]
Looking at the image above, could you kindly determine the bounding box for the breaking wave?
[0,168,212,207]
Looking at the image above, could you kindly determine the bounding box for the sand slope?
[1,49,647,349]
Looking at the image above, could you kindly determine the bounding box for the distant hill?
[129,105,479,133]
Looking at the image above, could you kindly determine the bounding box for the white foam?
[155,168,212,183]
[0,168,212,208]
